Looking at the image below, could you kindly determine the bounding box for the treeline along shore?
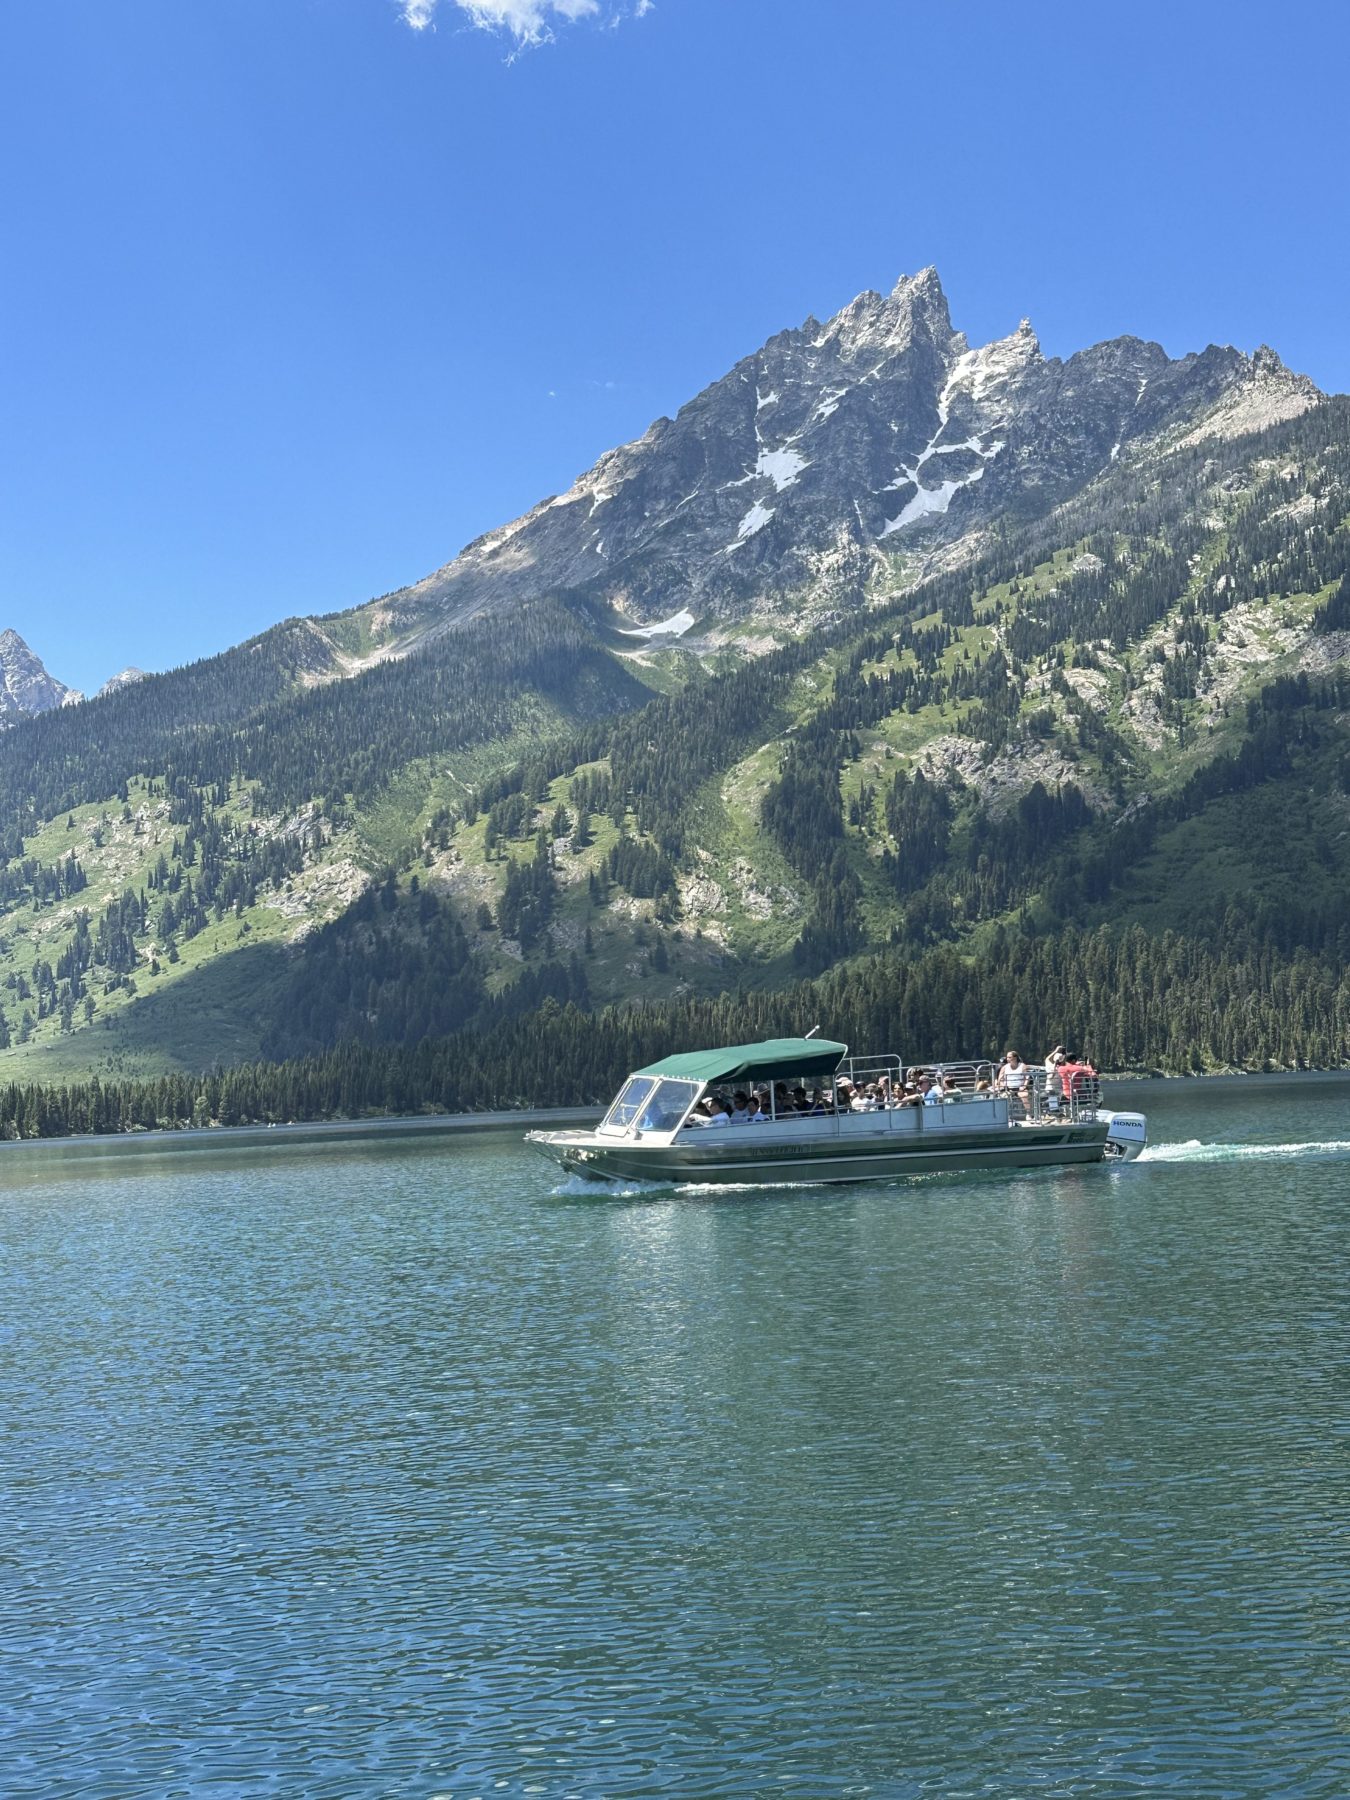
[1,926,1347,1140]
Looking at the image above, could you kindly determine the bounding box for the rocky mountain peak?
[0,631,80,726]
[98,666,148,698]
[357,267,1323,644]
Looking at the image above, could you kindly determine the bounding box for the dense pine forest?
[0,923,1346,1137]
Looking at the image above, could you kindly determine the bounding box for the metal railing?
[1024,1066,1102,1123]
[678,1054,1103,1131]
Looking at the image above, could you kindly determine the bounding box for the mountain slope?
[0,272,1343,1083]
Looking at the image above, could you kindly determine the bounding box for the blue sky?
[3,0,1347,693]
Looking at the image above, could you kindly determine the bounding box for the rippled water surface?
[2,1077,1349,1798]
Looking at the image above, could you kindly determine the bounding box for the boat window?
[601,1077,699,1135]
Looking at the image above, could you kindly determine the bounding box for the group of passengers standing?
[684,1044,1097,1127]
[998,1045,1098,1116]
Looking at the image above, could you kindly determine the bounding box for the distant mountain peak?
[336,265,1323,645]
[98,666,148,698]
[0,631,80,726]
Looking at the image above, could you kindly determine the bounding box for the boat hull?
[529,1119,1111,1187]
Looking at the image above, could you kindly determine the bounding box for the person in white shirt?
[729,1091,751,1123]
[998,1052,1029,1114]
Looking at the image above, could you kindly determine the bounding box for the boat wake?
[548,1174,671,1199]
[548,1173,825,1199]
[1137,1138,1350,1165]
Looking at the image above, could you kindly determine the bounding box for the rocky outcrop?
[97,667,147,697]
[0,630,80,725]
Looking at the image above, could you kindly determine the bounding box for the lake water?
[2,1077,1348,1798]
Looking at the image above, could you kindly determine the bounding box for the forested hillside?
[0,323,1345,1103]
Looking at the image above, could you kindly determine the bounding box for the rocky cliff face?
[373,267,1320,637]
[0,630,80,725]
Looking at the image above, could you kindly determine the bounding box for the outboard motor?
[1100,1110,1148,1161]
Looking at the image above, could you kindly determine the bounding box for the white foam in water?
[1138,1138,1350,1164]
[550,1175,821,1199]
[549,1175,670,1199]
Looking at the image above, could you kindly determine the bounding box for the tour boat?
[527,1036,1148,1187]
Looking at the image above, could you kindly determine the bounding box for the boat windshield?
[601,1076,699,1135]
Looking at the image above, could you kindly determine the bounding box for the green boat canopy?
[634,1036,849,1087]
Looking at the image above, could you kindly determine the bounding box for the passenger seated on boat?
[941,1074,961,1100]
[746,1092,768,1121]
[855,1084,880,1111]
[997,1051,1030,1116]
[806,1089,827,1114]
[790,1085,812,1114]
[729,1091,751,1123]
[705,1098,731,1127]
[920,1074,943,1106]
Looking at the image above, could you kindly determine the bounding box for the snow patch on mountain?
[618,608,696,640]
[882,466,988,535]
[735,501,775,542]
[756,445,808,491]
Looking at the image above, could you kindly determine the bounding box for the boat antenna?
[804,1025,820,1039]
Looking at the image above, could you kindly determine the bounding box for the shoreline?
[0,1107,603,1162]
[0,1068,1347,1162]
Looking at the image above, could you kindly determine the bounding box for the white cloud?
[400,0,589,42]
[399,0,650,45]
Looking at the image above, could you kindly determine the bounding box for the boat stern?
[1100,1110,1147,1161]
